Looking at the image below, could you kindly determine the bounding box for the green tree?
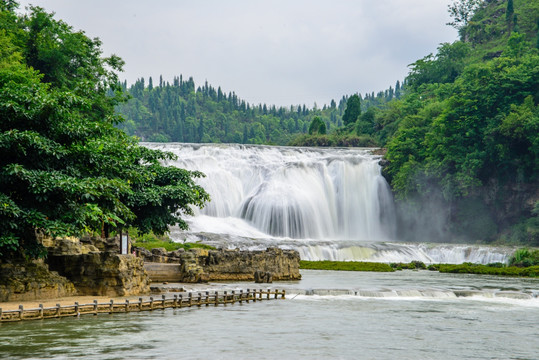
[0,4,209,259]
[308,117,326,135]
[342,94,361,127]
[506,0,514,22]
[446,0,482,37]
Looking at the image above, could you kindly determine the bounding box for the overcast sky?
[18,0,458,107]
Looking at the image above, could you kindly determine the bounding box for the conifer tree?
[506,0,514,22]
[342,94,361,126]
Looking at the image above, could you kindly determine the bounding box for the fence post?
[267,289,270,300]
[39,304,44,319]
[179,294,183,308]
[214,291,219,306]
[232,290,236,304]
[125,300,130,313]
[93,300,98,315]
[274,289,278,299]
[149,297,154,310]
[109,300,114,314]
[139,298,143,311]
[197,293,202,307]
[56,303,61,318]
[205,291,210,306]
[223,291,228,306]
[282,290,286,299]
[239,290,243,304]
[0,307,3,322]
[19,305,23,320]
[173,295,178,309]
[247,288,251,302]
[188,293,193,307]
[162,295,166,309]
[74,302,80,317]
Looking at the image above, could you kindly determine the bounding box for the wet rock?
[254,271,273,283]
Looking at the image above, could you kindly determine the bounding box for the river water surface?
[1,270,537,360]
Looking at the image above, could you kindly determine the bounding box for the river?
[1,270,537,359]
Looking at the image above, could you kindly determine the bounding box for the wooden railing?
[0,289,286,323]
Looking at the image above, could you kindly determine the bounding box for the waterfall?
[146,143,396,241]
[143,143,514,264]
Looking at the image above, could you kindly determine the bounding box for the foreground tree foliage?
[0,2,209,260]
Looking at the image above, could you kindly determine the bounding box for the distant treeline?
[115,75,402,145]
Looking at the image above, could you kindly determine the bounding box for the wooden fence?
[0,289,285,323]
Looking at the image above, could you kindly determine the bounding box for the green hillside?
[116,77,349,145]
[379,0,539,245]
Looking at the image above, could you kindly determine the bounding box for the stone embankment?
[137,247,301,283]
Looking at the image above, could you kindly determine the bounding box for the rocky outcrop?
[0,260,76,302]
[46,238,150,297]
[47,252,150,297]
[140,247,301,283]
[200,248,301,281]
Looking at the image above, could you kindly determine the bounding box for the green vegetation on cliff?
[0,2,209,260]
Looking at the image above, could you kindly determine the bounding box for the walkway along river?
[0,289,285,322]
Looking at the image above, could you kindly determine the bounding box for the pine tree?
[513,14,519,33]
[506,0,514,22]
[342,94,361,126]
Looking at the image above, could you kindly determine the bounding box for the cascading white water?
[143,143,515,264]
[148,143,396,240]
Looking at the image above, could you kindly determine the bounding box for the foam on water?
[287,289,539,307]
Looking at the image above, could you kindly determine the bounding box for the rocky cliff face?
[47,238,150,297]
[0,260,76,302]
[138,247,301,283]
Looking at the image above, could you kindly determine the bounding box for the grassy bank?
[300,261,539,277]
[128,227,214,252]
[430,263,539,277]
[300,261,394,272]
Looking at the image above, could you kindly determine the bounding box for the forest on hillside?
[115,74,402,146]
